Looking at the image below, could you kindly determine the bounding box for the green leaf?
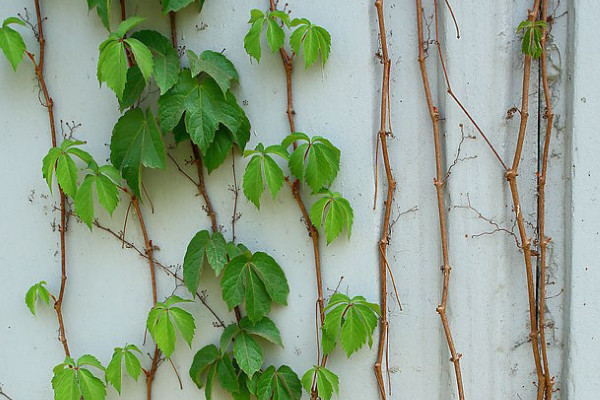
[233,332,263,377]
[183,230,228,294]
[205,363,218,399]
[190,345,220,389]
[290,21,331,68]
[42,148,62,191]
[110,108,165,198]
[158,70,239,154]
[106,348,124,394]
[95,173,120,215]
[146,297,196,358]
[0,18,26,71]
[220,323,240,354]
[52,365,80,400]
[56,153,79,197]
[221,252,289,323]
[87,0,111,30]
[204,127,233,173]
[25,281,51,316]
[124,346,142,381]
[322,294,380,357]
[517,19,546,58]
[52,357,106,400]
[287,136,340,192]
[242,146,285,209]
[301,366,338,400]
[244,17,266,62]
[258,365,302,400]
[217,356,240,393]
[239,316,283,347]
[162,0,196,14]
[266,18,285,53]
[75,175,95,229]
[188,50,239,95]
[116,16,146,38]
[125,38,154,81]
[78,368,107,400]
[97,39,128,99]
[132,30,180,94]
[119,65,146,110]
[310,192,353,244]
[242,156,264,209]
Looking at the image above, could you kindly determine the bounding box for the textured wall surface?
[0,0,594,399]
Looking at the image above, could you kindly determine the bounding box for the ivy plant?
[52,355,106,400]
[146,295,196,358]
[301,365,339,400]
[105,344,142,394]
[25,281,50,315]
[517,19,546,58]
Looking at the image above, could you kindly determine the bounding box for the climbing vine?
[0,1,561,400]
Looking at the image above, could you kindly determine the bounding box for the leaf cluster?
[244,9,331,68]
[517,19,547,58]
[146,295,196,358]
[52,355,106,400]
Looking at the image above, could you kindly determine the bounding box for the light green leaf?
[52,366,80,400]
[263,155,284,199]
[77,354,104,370]
[170,307,196,347]
[0,18,26,71]
[242,156,264,209]
[116,16,146,38]
[125,38,154,81]
[95,173,120,215]
[25,281,50,316]
[56,153,78,197]
[106,348,124,394]
[75,175,95,229]
[87,0,111,30]
[78,368,107,400]
[233,332,262,377]
[244,18,265,62]
[110,107,165,198]
[183,230,228,294]
[188,50,239,95]
[147,297,195,358]
[42,148,62,191]
[266,18,285,53]
[97,39,128,98]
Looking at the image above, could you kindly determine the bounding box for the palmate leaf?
[97,18,154,99]
[517,19,547,58]
[290,19,331,68]
[183,230,228,294]
[283,134,340,193]
[132,30,180,94]
[301,366,338,400]
[242,144,288,208]
[221,251,289,323]
[74,163,121,230]
[0,17,26,71]
[52,355,106,400]
[158,69,244,154]
[322,293,380,357]
[309,189,353,244]
[87,0,111,30]
[146,295,195,358]
[25,280,51,316]
[105,344,142,394]
[244,10,290,62]
[110,107,165,198]
[190,345,241,399]
[42,139,94,198]
[258,365,302,400]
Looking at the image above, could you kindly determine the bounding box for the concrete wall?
[0,0,593,399]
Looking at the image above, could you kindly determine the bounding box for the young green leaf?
[244,11,266,62]
[74,163,121,230]
[97,39,128,98]
[124,38,154,81]
[146,296,196,358]
[310,190,353,244]
[517,19,546,58]
[132,30,180,94]
[106,344,142,394]
[116,16,146,38]
[190,345,241,398]
[42,140,94,198]
[0,17,26,71]
[301,366,338,400]
[110,107,165,198]
[242,144,287,209]
[25,281,51,316]
[183,230,228,294]
[233,332,263,377]
[290,19,331,68]
[87,0,111,30]
[221,252,289,323]
[52,356,106,400]
[285,135,340,192]
[258,365,302,400]
[188,50,239,96]
[322,293,380,357]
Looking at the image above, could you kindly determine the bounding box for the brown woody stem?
[506,2,546,399]
[416,1,464,399]
[29,0,71,358]
[373,1,396,398]
[538,0,554,398]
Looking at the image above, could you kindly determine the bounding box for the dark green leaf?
[119,65,146,110]
[204,127,233,173]
[184,230,228,294]
[132,30,180,94]
[188,50,239,95]
[239,316,283,346]
[190,345,220,389]
[217,356,240,393]
[258,365,302,400]
[233,332,262,377]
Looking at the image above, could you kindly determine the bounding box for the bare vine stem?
[507,2,546,399]
[24,0,71,358]
[538,1,554,397]
[373,1,396,398]
[415,1,464,398]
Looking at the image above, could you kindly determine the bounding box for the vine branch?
[416,1,464,398]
